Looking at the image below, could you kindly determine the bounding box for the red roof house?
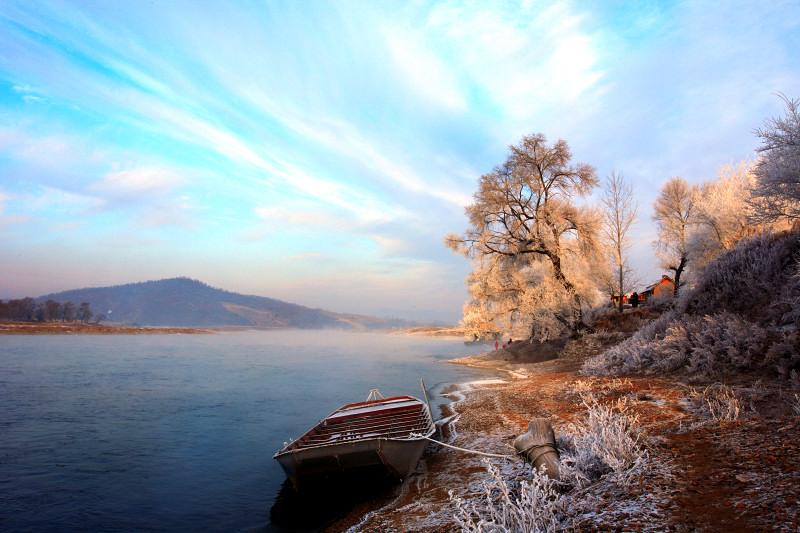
[641,275,675,301]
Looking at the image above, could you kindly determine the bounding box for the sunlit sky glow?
[1,1,798,322]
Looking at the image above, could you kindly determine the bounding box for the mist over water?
[0,330,497,532]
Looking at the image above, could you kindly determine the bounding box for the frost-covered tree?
[460,255,513,339]
[750,93,800,224]
[690,160,757,269]
[652,177,698,297]
[446,133,601,339]
[599,171,639,312]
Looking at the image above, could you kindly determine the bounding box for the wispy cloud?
[93,167,185,197]
[422,1,605,123]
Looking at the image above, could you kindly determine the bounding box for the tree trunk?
[549,252,583,332]
[672,254,687,298]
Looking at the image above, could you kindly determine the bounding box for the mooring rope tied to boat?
[410,433,517,460]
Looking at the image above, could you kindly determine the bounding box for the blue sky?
[1,0,798,323]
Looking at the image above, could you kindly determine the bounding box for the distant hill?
[35,277,418,330]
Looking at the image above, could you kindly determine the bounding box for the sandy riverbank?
[385,326,467,338]
[325,316,800,532]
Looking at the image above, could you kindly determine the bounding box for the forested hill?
[35,277,410,329]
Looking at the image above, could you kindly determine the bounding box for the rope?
[411,433,518,460]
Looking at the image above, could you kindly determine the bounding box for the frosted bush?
[780,260,800,327]
[450,397,649,532]
[793,394,800,417]
[680,231,800,325]
[644,292,674,313]
[450,460,564,533]
[689,384,743,422]
[653,313,769,377]
[558,395,648,488]
[765,331,800,379]
[582,311,676,375]
[585,311,773,380]
[583,304,616,326]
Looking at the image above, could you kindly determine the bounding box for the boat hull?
[275,437,429,488]
[273,395,434,489]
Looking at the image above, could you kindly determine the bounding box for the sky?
[1,0,799,323]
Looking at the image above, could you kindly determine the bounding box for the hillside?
[34,277,412,330]
[584,229,800,382]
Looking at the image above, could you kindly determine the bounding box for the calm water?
[0,330,496,532]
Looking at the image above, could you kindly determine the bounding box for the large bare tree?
[446,133,600,338]
[652,177,698,297]
[749,93,800,224]
[599,171,639,312]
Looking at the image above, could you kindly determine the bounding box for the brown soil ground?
[0,321,214,334]
[325,310,800,532]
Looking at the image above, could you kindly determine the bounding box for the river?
[0,329,496,532]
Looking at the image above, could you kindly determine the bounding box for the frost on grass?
[686,383,744,422]
[450,396,650,532]
[584,231,800,382]
[451,461,565,533]
[558,394,648,489]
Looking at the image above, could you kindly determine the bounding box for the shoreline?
[0,321,216,335]
[326,328,800,532]
[0,323,466,337]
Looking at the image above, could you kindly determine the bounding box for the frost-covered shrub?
[558,396,647,489]
[654,313,769,377]
[450,460,564,533]
[680,231,800,325]
[779,260,800,328]
[585,312,772,379]
[688,383,743,422]
[585,231,800,379]
[765,331,800,379]
[644,292,675,313]
[583,304,616,326]
[582,311,676,375]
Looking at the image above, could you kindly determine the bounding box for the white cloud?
[424,1,604,121]
[93,167,185,196]
[254,202,394,232]
[23,94,48,104]
[382,26,467,112]
[29,186,98,212]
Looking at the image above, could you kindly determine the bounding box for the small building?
[641,275,675,302]
[611,294,628,306]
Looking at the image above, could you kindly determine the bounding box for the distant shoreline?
[385,326,466,338]
[0,323,468,336]
[0,321,215,335]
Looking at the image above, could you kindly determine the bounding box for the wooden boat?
[274,390,435,489]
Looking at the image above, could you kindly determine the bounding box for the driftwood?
[513,418,560,481]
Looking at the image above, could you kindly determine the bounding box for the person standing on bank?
[630,292,639,308]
